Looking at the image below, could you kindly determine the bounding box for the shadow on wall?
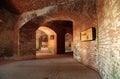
[0,8,17,60]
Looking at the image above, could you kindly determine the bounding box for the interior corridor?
[0,0,120,79]
[0,56,101,79]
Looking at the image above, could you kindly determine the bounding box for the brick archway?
[36,26,57,55]
[14,16,73,60]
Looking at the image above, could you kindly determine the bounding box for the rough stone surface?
[97,0,120,79]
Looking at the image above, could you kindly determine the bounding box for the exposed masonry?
[15,0,97,61]
[97,0,120,79]
[17,6,57,28]
[2,0,120,79]
[0,8,17,59]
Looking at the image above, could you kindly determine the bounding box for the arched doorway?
[36,26,57,56]
[15,18,73,60]
[36,30,48,55]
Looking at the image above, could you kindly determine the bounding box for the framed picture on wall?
[50,35,54,40]
[80,27,96,41]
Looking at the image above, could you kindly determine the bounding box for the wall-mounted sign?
[80,27,96,41]
[50,35,54,40]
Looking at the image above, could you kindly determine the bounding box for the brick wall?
[13,0,99,69]
[1,0,120,78]
[73,20,98,69]
[19,26,36,60]
[97,0,120,79]
[0,8,17,59]
[72,1,98,69]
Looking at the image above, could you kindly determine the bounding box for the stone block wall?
[97,0,120,79]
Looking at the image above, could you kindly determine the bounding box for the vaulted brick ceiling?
[1,0,96,14]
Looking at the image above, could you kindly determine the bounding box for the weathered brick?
[97,0,120,79]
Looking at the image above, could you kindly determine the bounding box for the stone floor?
[0,56,102,79]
